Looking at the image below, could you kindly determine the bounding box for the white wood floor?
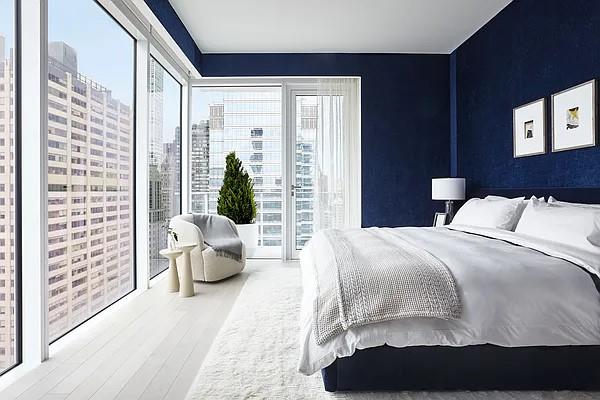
[0,260,283,400]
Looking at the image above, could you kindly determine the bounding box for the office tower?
[147,59,181,278]
[190,121,210,212]
[295,100,317,248]
[47,41,133,340]
[147,58,166,278]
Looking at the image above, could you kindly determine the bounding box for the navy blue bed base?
[321,344,600,392]
[321,187,600,392]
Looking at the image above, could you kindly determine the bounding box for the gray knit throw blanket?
[313,228,461,345]
[192,214,243,263]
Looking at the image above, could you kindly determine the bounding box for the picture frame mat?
[513,97,546,158]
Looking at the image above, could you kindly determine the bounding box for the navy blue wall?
[201,54,450,227]
[454,0,600,189]
[143,0,202,67]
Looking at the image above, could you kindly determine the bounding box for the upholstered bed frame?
[321,187,600,392]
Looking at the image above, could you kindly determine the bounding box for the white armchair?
[169,214,246,282]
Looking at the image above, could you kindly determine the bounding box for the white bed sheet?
[298,226,600,375]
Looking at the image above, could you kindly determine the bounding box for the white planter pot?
[237,223,258,257]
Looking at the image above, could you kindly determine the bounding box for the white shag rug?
[185,263,599,400]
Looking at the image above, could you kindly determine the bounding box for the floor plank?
[0,260,273,400]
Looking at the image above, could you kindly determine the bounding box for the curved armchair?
[169,214,246,282]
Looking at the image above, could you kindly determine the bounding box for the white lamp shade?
[432,178,466,201]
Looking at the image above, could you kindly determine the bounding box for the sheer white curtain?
[313,78,361,231]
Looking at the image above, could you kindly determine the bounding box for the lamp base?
[445,200,455,222]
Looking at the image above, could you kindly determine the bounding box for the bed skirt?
[321,344,600,392]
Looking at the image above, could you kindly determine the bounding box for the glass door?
[190,79,360,260]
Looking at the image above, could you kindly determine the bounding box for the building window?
[47,0,135,341]
[0,0,19,375]
[148,57,181,279]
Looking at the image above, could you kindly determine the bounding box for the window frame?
[44,0,138,344]
[0,0,24,378]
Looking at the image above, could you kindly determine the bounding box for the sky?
[0,0,14,58]
[191,88,224,123]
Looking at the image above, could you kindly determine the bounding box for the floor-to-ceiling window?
[191,87,282,257]
[148,57,182,279]
[47,0,135,341]
[0,0,19,375]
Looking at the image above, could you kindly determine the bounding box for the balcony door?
[190,80,360,260]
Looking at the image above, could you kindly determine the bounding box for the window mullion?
[21,0,49,365]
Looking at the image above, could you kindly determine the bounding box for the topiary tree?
[217,152,257,224]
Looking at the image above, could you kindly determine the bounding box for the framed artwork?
[433,212,448,227]
[513,98,546,158]
[552,79,596,152]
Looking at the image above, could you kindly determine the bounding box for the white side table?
[159,248,183,293]
[176,243,197,298]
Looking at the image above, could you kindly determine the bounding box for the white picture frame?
[551,79,596,152]
[433,212,448,227]
[513,98,546,158]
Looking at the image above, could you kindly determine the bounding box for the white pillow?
[450,197,525,230]
[515,197,600,253]
[484,195,544,231]
[486,195,545,202]
[547,196,600,209]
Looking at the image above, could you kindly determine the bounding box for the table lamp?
[432,178,466,222]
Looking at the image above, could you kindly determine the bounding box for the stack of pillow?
[450,195,600,254]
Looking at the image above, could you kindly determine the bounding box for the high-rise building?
[47,41,134,340]
[295,101,317,248]
[148,58,164,165]
[147,59,180,278]
[190,121,210,212]
[0,34,16,370]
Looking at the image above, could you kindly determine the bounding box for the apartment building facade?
[47,42,134,341]
[0,34,16,371]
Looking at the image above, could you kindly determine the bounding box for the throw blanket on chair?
[192,214,243,263]
[313,228,461,345]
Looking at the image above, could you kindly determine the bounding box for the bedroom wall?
[453,0,600,190]
[200,54,451,227]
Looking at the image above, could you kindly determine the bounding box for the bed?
[298,187,600,392]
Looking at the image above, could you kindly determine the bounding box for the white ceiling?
[169,0,512,54]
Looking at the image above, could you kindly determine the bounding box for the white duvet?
[298,225,600,375]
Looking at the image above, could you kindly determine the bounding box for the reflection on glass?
[295,95,345,250]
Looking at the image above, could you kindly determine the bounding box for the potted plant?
[217,152,258,254]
